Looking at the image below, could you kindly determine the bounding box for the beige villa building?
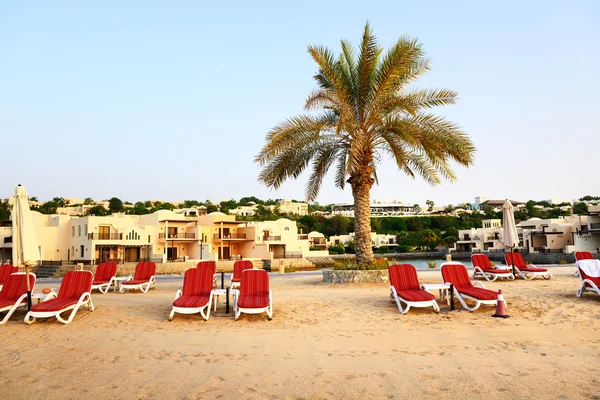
[0,208,326,265]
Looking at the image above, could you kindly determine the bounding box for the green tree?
[426,200,434,211]
[255,23,475,266]
[86,205,108,216]
[220,199,238,214]
[83,197,94,205]
[206,203,218,213]
[573,202,588,215]
[108,197,124,213]
[129,201,149,215]
[33,201,58,214]
[29,196,38,202]
[52,197,65,207]
[0,200,10,220]
[419,229,439,251]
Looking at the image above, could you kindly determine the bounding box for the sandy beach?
[0,266,598,399]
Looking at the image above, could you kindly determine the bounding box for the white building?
[333,199,417,218]
[328,232,397,249]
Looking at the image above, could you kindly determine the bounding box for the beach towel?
[576,259,600,278]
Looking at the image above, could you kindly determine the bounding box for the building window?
[84,224,88,236]
[148,235,151,244]
[78,225,81,237]
[72,226,75,237]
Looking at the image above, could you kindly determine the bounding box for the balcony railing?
[590,223,600,230]
[213,233,247,239]
[88,233,122,240]
[159,233,196,239]
[297,234,308,240]
[263,236,281,241]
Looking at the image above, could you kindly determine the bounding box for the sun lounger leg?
[24,312,36,325]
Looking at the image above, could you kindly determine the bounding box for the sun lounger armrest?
[269,289,273,310]
[174,289,182,301]
[473,281,487,289]
[125,276,133,281]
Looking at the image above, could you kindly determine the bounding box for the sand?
[0,267,598,400]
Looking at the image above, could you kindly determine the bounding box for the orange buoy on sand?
[42,288,51,294]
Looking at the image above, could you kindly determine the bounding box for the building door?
[221,246,230,260]
[222,228,230,238]
[168,227,177,238]
[98,226,110,240]
[124,247,140,262]
[80,245,85,259]
[167,247,178,261]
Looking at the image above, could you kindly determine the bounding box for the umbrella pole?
[511,246,515,278]
[25,264,32,311]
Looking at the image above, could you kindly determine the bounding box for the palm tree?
[255,23,475,265]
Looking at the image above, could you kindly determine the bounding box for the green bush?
[328,246,338,253]
[427,260,438,269]
[378,245,389,254]
[285,264,297,272]
[396,245,410,253]
[559,259,567,265]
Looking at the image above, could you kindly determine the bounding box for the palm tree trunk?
[351,174,374,266]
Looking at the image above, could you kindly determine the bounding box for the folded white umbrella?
[11,184,40,309]
[502,199,519,277]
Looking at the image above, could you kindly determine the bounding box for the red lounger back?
[94,262,117,282]
[0,265,19,285]
[133,262,156,281]
[471,254,494,271]
[505,252,526,268]
[0,273,35,302]
[182,268,214,297]
[233,260,253,282]
[388,264,421,291]
[575,252,594,261]
[238,269,270,308]
[441,263,473,289]
[197,261,216,275]
[58,270,93,300]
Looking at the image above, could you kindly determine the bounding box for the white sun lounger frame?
[24,291,94,325]
[119,275,156,293]
[168,289,214,321]
[389,286,440,314]
[234,290,273,320]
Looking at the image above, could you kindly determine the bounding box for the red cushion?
[57,271,93,300]
[458,287,498,301]
[397,290,436,302]
[0,265,18,285]
[471,254,493,270]
[94,263,117,282]
[181,268,213,296]
[575,252,594,261]
[122,279,151,286]
[197,261,216,275]
[133,262,156,281]
[93,280,110,285]
[233,260,253,281]
[389,264,420,291]
[31,298,79,312]
[505,252,526,268]
[173,294,211,308]
[578,269,600,286]
[0,298,25,310]
[519,267,548,272]
[441,263,472,289]
[238,294,270,308]
[0,273,35,302]
[238,270,270,309]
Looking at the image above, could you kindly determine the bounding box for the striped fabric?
[442,263,498,300]
[93,262,117,285]
[388,264,435,302]
[232,260,253,283]
[173,268,214,308]
[30,270,92,312]
[472,254,510,272]
[0,265,19,286]
[441,263,473,289]
[505,253,548,272]
[575,252,594,261]
[197,261,216,275]
[238,269,270,308]
[123,262,156,285]
[0,273,35,303]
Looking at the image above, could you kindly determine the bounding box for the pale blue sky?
[1,1,598,206]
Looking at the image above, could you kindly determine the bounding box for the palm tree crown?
[256,23,475,265]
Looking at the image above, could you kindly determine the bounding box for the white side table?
[420,283,451,302]
[212,288,239,313]
[113,277,131,292]
[31,291,55,304]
